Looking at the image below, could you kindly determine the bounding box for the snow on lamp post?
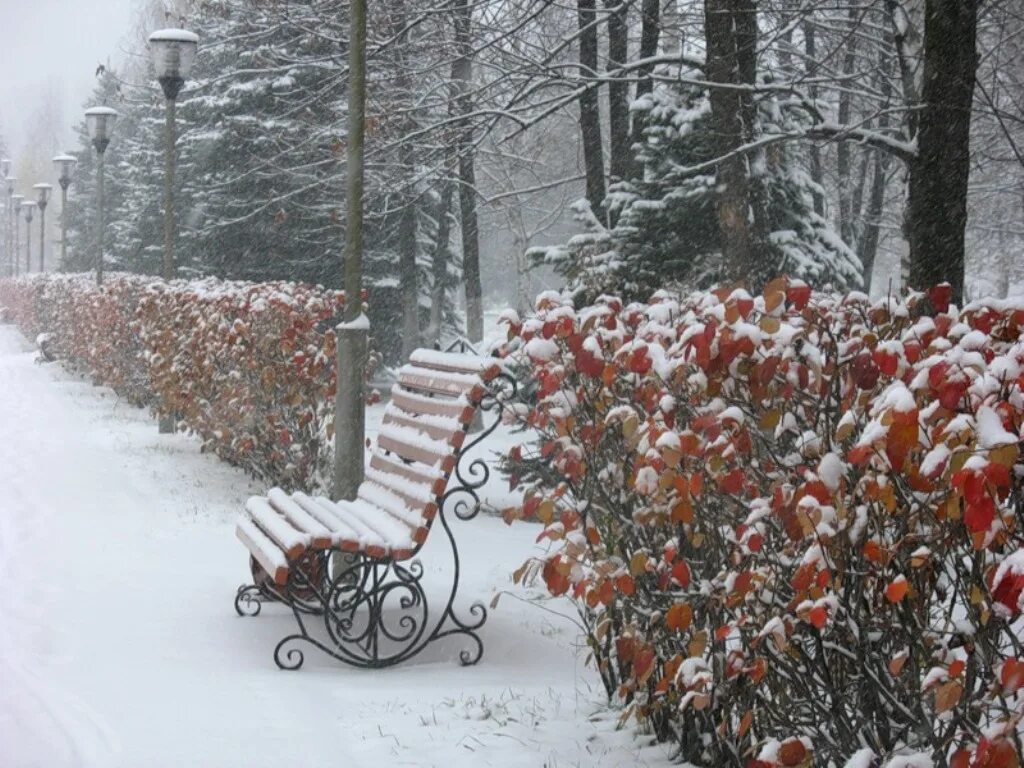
[53,155,77,271]
[149,27,197,434]
[10,194,23,276]
[33,183,52,272]
[85,106,118,284]
[21,201,36,274]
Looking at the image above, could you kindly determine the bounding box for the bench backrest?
[360,349,501,549]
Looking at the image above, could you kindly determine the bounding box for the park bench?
[233,348,511,670]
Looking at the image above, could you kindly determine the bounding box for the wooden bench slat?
[382,409,465,449]
[369,453,449,499]
[313,496,389,551]
[246,497,310,560]
[409,349,501,380]
[377,422,458,471]
[267,488,333,549]
[398,364,483,399]
[236,517,289,586]
[331,498,415,557]
[389,384,475,423]
[291,492,363,549]
[358,481,427,528]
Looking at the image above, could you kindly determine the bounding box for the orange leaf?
[886,577,909,603]
[666,603,693,632]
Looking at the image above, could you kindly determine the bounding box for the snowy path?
[0,325,672,768]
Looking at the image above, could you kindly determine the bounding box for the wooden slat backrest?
[363,350,500,545]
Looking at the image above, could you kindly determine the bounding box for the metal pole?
[38,207,46,272]
[158,97,176,434]
[24,214,31,274]
[12,213,18,277]
[60,185,68,270]
[333,0,368,500]
[96,150,105,284]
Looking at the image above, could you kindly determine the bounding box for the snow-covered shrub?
[0,273,354,488]
[499,282,1024,767]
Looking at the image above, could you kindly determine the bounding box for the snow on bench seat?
[245,497,311,559]
[236,516,289,586]
[266,488,333,549]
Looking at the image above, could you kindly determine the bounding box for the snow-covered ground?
[0,324,673,768]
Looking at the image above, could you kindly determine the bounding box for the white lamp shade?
[53,154,77,180]
[21,200,37,219]
[10,194,23,203]
[33,183,53,205]
[0,159,9,177]
[148,29,199,81]
[85,106,119,143]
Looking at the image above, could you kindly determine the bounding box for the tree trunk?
[606,0,630,184]
[835,12,858,245]
[803,19,825,217]
[630,0,660,180]
[578,0,606,219]
[398,161,419,359]
[705,0,760,284]
[454,1,483,342]
[906,0,977,304]
[427,180,454,345]
[859,149,889,292]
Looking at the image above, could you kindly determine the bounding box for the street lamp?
[53,155,77,271]
[21,200,37,274]
[149,27,197,283]
[149,27,197,434]
[85,106,118,284]
[33,183,52,272]
[10,193,23,276]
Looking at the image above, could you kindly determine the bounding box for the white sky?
[0,0,135,157]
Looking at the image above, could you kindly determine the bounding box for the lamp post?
[149,27,198,434]
[5,175,16,276]
[21,201,36,274]
[0,160,8,275]
[33,183,52,272]
[10,194,23,276]
[85,106,118,284]
[53,155,77,271]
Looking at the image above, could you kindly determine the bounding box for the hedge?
[0,273,350,489]
[500,281,1024,767]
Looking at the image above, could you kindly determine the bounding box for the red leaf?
[808,605,828,629]
[964,496,995,533]
[928,283,952,313]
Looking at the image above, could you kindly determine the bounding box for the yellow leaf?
[629,552,649,577]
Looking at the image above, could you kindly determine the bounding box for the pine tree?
[538,81,863,302]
